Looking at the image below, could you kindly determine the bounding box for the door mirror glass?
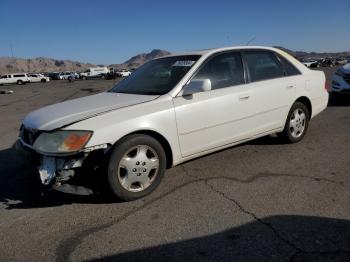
[182,79,212,96]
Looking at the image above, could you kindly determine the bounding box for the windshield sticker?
[172,61,196,67]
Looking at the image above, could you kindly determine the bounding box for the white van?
[0,73,31,85]
[80,67,109,79]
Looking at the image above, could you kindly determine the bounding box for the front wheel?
[280,102,309,143]
[17,80,23,85]
[107,134,166,201]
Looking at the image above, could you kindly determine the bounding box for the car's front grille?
[20,126,41,145]
[343,74,350,85]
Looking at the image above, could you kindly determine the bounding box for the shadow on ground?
[328,93,350,107]
[87,215,350,262]
[0,145,113,209]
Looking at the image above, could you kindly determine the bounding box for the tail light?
[325,81,330,91]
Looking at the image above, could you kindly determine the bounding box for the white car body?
[331,63,350,94]
[0,73,31,85]
[19,46,328,187]
[28,74,50,83]
[80,67,109,79]
[116,69,132,77]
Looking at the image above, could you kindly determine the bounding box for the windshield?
[109,55,201,95]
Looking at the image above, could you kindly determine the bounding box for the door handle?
[286,84,295,89]
[239,94,250,101]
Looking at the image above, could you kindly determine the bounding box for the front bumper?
[332,76,350,94]
[16,139,108,188]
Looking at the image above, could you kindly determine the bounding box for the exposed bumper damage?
[16,139,110,195]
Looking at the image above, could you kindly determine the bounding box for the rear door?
[240,50,298,132]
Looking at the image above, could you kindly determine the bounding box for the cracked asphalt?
[0,70,349,262]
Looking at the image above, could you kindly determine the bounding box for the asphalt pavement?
[0,73,349,261]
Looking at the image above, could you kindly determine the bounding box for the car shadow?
[328,93,350,107]
[87,215,350,262]
[0,145,115,210]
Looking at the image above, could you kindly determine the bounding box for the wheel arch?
[115,129,174,169]
[295,96,312,119]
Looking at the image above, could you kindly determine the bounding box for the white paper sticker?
[172,61,196,67]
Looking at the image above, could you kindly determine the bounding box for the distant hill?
[111,49,172,69]
[0,57,95,75]
[274,46,350,59]
[0,49,171,75]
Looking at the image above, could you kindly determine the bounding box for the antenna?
[246,36,256,46]
[10,42,14,58]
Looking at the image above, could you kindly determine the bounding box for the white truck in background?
[0,73,31,85]
[80,67,109,79]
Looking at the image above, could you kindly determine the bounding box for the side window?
[277,55,301,76]
[244,51,284,82]
[1,75,7,79]
[193,52,244,90]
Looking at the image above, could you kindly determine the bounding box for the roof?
[165,46,282,57]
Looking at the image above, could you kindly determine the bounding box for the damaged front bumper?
[15,139,110,188]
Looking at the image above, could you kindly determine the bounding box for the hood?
[340,63,350,73]
[23,92,158,130]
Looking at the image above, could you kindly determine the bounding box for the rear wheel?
[41,79,46,83]
[107,134,166,201]
[280,102,309,143]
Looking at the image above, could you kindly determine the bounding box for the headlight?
[33,130,92,154]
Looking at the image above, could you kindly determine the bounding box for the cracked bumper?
[15,139,106,187]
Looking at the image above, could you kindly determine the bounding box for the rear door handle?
[286,84,295,89]
[239,94,250,101]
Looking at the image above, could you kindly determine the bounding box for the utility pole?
[10,42,14,58]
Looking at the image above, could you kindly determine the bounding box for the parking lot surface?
[0,70,349,261]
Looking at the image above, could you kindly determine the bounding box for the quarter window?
[193,52,244,90]
[244,51,284,82]
[278,55,301,76]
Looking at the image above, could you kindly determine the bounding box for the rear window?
[244,51,284,82]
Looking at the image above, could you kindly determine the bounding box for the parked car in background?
[331,63,350,94]
[28,73,50,83]
[80,67,109,79]
[0,73,31,85]
[335,58,348,65]
[17,46,328,201]
[116,69,132,77]
[320,58,336,67]
[48,72,60,80]
[301,60,320,68]
[58,72,79,80]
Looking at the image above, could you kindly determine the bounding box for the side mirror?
[181,79,212,96]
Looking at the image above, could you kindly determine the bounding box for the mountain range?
[0,49,171,75]
[1,47,349,75]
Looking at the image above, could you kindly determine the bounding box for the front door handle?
[239,95,250,101]
[286,84,295,89]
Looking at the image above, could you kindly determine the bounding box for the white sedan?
[18,46,328,201]
[28,74,50,83]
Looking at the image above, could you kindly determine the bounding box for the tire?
[107,134,166,201]
[82,76,87,80]
[41,79,46,83]
[17,80,23,85]
[280,102,310,143]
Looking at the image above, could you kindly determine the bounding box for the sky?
[0,0,349,64]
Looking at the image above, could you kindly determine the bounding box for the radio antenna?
[246,36,256,46]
